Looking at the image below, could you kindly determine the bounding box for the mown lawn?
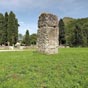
[0,48,88,88]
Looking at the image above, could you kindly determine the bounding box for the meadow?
[0,48,88,88]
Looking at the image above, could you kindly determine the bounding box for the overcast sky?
[0,0,88,34]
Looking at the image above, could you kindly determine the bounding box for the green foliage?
[63,17,75,26]
[59,19,66,45]
[30,33,37,45]
[7,11,18,45]
[23,30,30,46]
[0,11,18,45]
[22,33,37,45]
[3,12,8,44]
[65,18,88,47]
[14,18,19,43]
[0,13,4,45]
[0,48,88,88]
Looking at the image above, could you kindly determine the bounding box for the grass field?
[0,48,88,88]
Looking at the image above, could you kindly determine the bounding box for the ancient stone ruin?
[37,13,59,54]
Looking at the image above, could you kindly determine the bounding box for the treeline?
[0,11,88,47]
[18,30,37,46]
[59,17,88,47]
[0,11,19,45]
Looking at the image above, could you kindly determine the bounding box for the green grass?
[0,48,88,88]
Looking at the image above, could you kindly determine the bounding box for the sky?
[0,0,88,35]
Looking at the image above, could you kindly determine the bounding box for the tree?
[72,25,87,47]
[7,11,18,45]
[66,18,88,47]
[0,13,4,45]
[84,29,88,46]
[14,18,19,43]
[72,25,82,46]
[30,33,37,45]
[59,19,66,45]
[3,12,8,45]
[23,30,30,46]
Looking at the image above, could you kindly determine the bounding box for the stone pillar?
[37,13,59,54]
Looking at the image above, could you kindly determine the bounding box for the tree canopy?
[62,17,88,47]
[0,11,19,45]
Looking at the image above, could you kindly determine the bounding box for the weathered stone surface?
[37,13,59,54]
